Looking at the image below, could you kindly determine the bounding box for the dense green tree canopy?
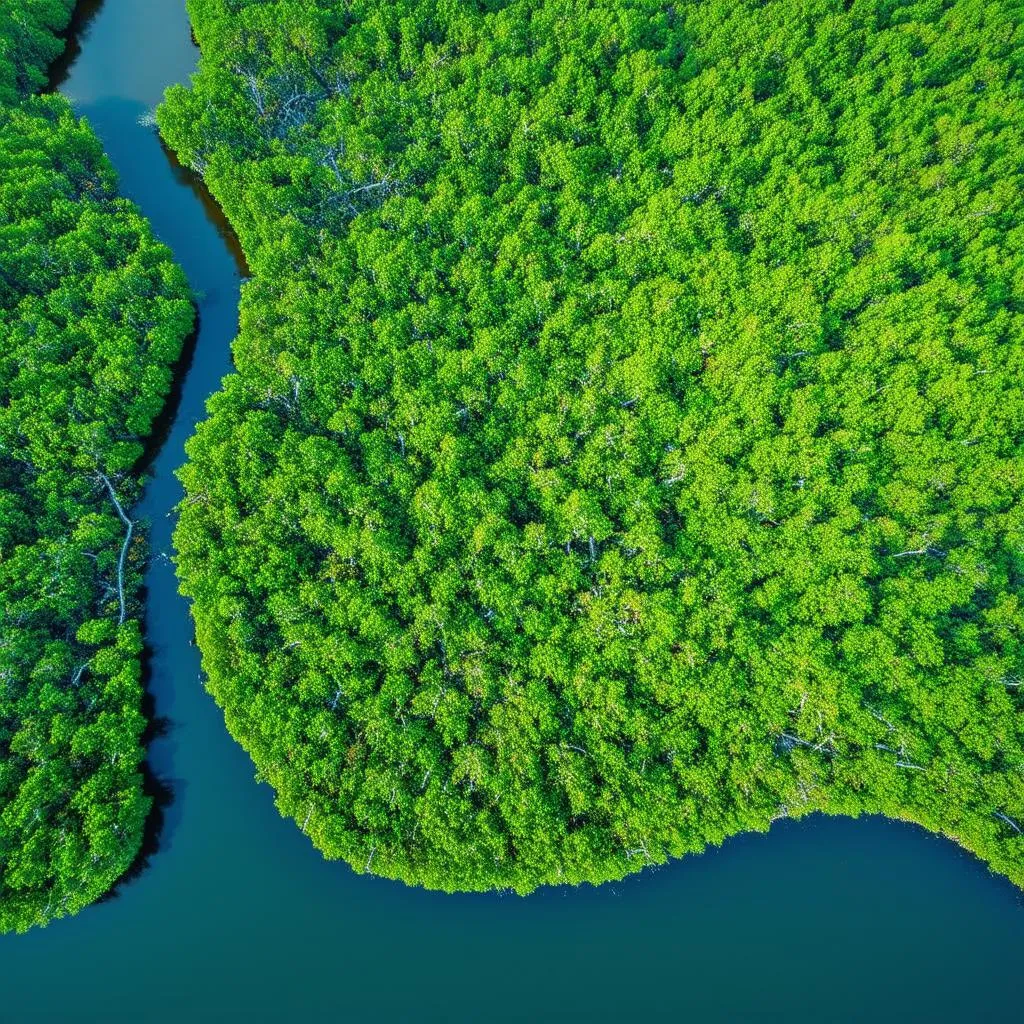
[164,0,1024,891]
[0,1,194,932]
[0,0,73,104]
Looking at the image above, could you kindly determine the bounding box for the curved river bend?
[1,2,1023,1020]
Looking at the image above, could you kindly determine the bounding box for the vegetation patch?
[164,0,1024,891]
[0,0,194,932]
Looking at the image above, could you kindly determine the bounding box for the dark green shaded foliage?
[0,2,194,932]
[0,0,75,104]
[163,0,1024,891]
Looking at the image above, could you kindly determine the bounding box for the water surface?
[2,2,1023,1020]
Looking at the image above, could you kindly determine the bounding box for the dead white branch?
[97,473,133,625]
[994,811,1022,833]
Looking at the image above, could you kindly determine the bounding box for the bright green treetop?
[164,0,1024,891]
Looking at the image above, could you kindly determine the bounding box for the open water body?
[2,2,1023,1020]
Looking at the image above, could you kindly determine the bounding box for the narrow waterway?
[2,2,1024,1020]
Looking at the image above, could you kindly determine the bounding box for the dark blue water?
[2,3,1023,1020]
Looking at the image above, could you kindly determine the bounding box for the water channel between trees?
[1,2,1023,1020]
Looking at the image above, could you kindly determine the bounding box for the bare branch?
[994,810,1022,834]
[97,473,134,625]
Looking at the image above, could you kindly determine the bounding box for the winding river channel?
[2,2,1024,1020]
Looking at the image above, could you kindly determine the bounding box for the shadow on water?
[45,0,105,94]
[135,303,202,481]
[131,604,187,858]
[134,158,248,473]
[96,767,179,906]
[164,139,250,277]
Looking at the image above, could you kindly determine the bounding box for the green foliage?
[0,7,194,932]
[0,0,75,104]
[164,0,1024,891]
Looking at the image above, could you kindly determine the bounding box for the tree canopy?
[163,0,1024,891]
[0,0,194,932]
[0,0,74,104]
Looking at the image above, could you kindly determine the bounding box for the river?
[2,1,1023,1020]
